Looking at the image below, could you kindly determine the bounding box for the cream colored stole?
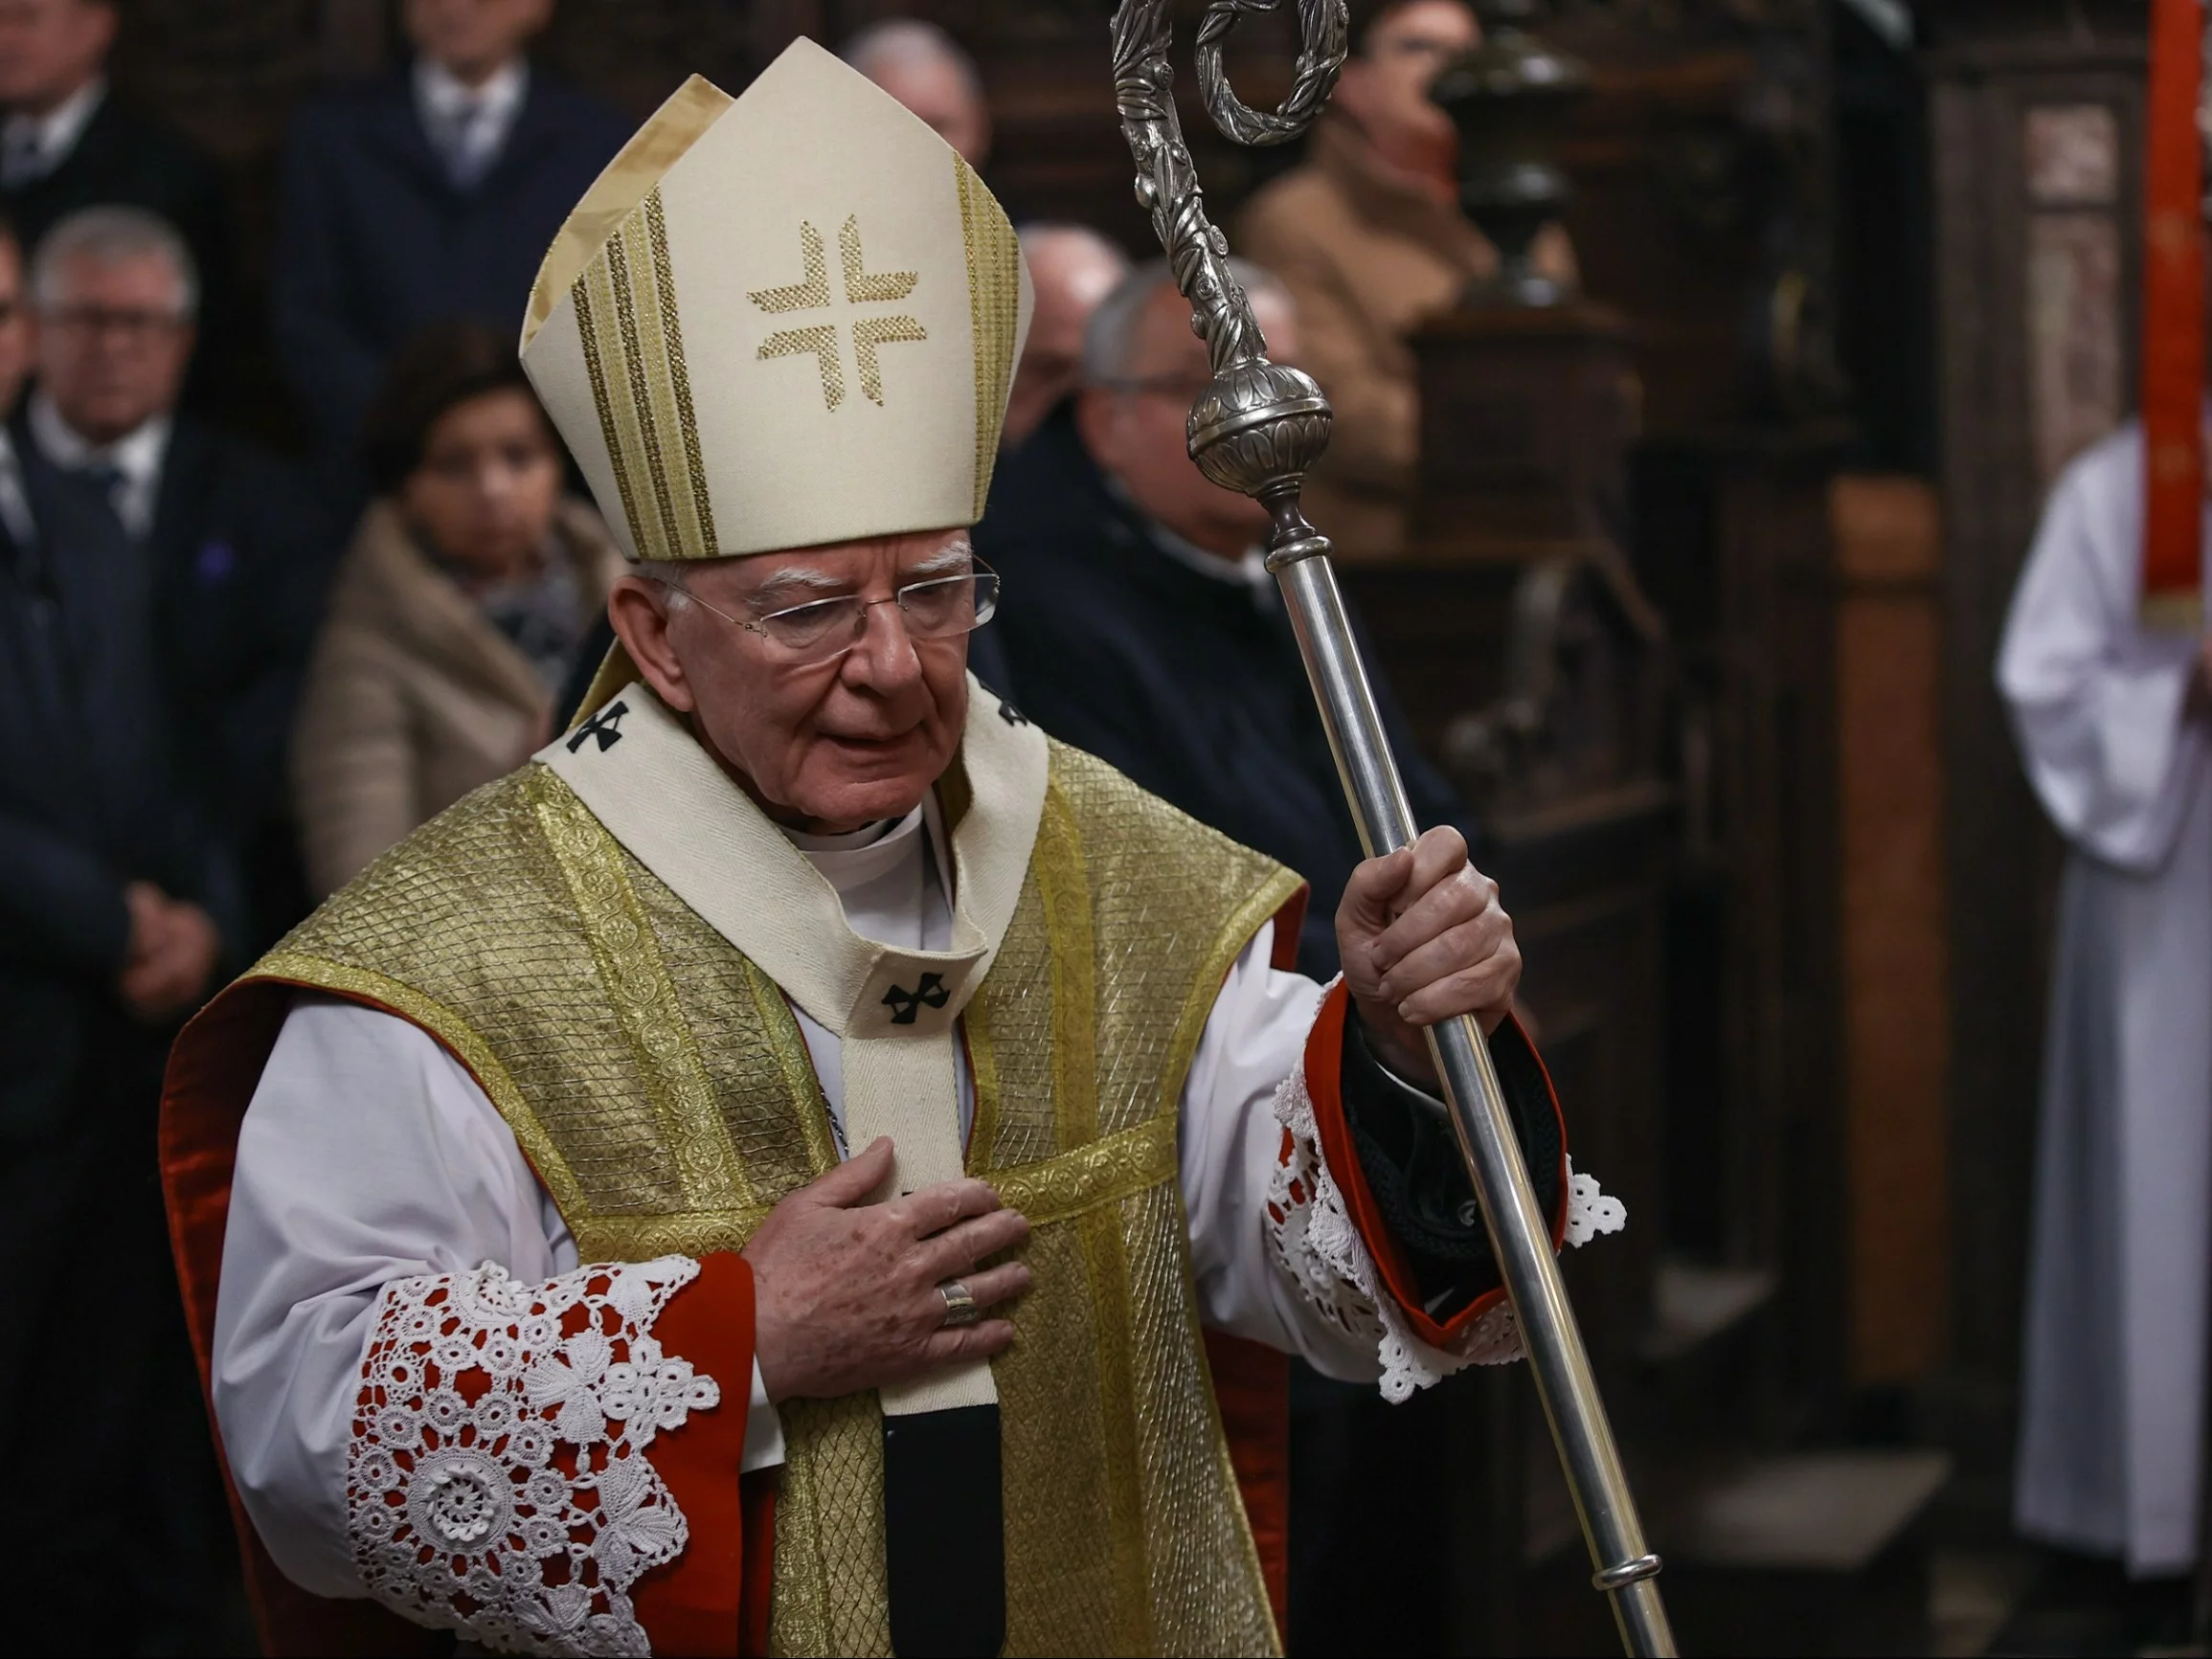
[538,675,1047,1415]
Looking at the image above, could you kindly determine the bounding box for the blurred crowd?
[0,1,1542,1650]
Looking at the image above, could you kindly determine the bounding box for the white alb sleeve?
[1177,922,1625,1401]
[1998,433,2210,872]
[1177,922,1383,1383]
[214,996,577,1598]
[213,996,782,1625]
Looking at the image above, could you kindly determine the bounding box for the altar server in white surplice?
[2006,420,2212,1576]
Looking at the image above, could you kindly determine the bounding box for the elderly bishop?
[162,41,1618,1659]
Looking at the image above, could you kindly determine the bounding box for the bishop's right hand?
[743,1136,1031,1402]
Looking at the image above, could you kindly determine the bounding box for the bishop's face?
[611,527,976,835]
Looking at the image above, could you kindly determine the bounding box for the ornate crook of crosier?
[1108,0,1347,568]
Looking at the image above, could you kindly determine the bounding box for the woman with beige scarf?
[1236,0,1573,558]
[291,321,620,896]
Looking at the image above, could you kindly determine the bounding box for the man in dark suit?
[26,204,338,949]
[0,0,237,404]
[977,258,1470,980]
[0,202,243,1651]
[273,0,629,464]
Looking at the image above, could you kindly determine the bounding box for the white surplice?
[214,803,1372,1601]
[2004,422,2212,1574]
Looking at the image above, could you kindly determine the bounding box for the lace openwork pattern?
[348,1256,721,1655]
[1266,1041,1627,1403]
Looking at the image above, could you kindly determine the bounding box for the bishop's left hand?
[1337,825,1521,1085]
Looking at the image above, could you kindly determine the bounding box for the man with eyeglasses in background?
[0,0,239,411]
[1235,0,1576,558]
[0,198,250,1651]
[26,205,338,953]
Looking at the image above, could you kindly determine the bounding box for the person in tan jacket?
[292,321,620,896]
[1235,0,1572,557]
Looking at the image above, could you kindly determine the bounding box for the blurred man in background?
[1003,221,1128,452]
[0,0,237,403]
[273,0,627,467]
[841,16,990,168]
[1236,0,1573,556]
[977,258,1468,979]
[27,205,335,948]
[0,202,239,1654]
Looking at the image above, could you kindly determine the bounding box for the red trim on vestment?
[2143,0,2205,617]
[1193,885,1306,1646]
[739,1472,778,1658]
[161,977,442,1656]
[634,1251,757,1656]
[1301,982,1568,1348]
[1269,886,1310,974]
[1206,1331,1291,1640]
[161,975,766,1657]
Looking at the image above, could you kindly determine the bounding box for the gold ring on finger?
[937,1279,981,1328]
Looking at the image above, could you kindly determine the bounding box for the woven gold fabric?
[242,741,1299,1657]
[955,153,1022,520]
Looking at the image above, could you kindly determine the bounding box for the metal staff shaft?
[1106,3,1674,1651]
[1274,554,1672,1657]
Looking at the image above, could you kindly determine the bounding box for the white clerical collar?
[1106,474,1270,592]
[780,796,956,957]
[414,56,529,147]
[784,810,908,855]
[30,391,169,537]
[783,801,940,895]
[1,76,104,183]
[0,424,31,550]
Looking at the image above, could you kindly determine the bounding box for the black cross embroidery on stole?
[882,972,950,1025]
[997,699,1028,727]
[567,700,629,754]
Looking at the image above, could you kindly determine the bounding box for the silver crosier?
[1105,3,1676,1652]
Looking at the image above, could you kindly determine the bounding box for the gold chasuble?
[156,39,1324,1658]
[217,678,1299,1656]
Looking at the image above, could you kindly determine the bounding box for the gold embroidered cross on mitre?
[751,216,929,411]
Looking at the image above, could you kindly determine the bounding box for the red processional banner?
[2142,0,2206,629]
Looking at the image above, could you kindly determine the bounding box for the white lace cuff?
[349,1255,723,1656]
[1265,1014,1626,1403]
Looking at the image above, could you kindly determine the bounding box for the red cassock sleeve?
[161,978,767,1658]
[632,1252,757,1656]
[1298,978,1569,1349]
[1191,889,1308,1643]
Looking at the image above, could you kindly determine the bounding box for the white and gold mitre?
[518,38,1033,562]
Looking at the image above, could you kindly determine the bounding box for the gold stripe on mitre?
[956,155,1024,521]
[573,186,719,563]
[522,74,732,351]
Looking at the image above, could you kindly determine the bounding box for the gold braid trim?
[241,951,587,1226]
[563,1112,1182,1263]
[956,153,1022,518]
[531,778,754,1212]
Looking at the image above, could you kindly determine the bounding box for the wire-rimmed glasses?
[664,558,1001,667]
